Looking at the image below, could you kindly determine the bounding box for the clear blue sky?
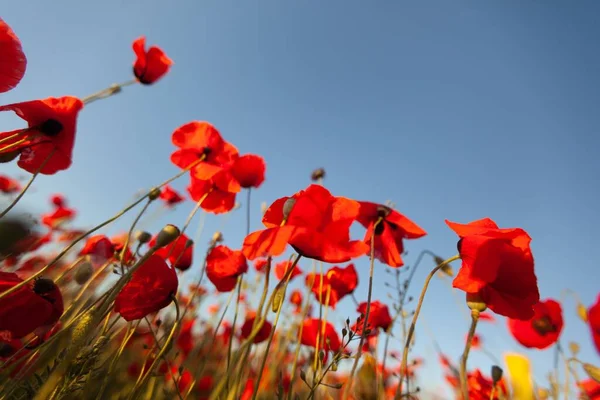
[2,0,600,396]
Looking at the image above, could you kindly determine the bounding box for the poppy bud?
[311,168,326,182]
[154,224,180,248]
[135,231,152,244]
[211,231,223,244]
[260,202,267,214]
[148,187,161,201]
[74,261,94,285]
[272,286,284,313]
[491,365,503,383]
[583,363,600,383]
[577,302,588,322]
[282,198,296,220]
[300,369,307,382]
[568,342,580,355]
[433,255,445,265]
[466,292,487,313]
[331,362,338,371]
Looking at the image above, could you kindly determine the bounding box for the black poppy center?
[532,316,557,335]
[33,277,56,296]
[376,205,391,218]
[374,221,386,235]
[39,119,63,136]
[0,342,15,358]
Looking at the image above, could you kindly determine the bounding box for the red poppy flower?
[132,36,173,85]
[159,185,185,206]
[274,260,303,281]
[41,200,76,230]
[305,263,358,308]
[579,379,600,399]
[0,18,26,93]
[465,369,508,400]
[0,175,20,193]
[79,235,114,266]
[243,184,368,263]
[187,176,237,214]
[289,289,303,311]
[468,333,482,350]
[353,301,393,335]
[253,258,268,273]
[230,154,266,189]
[588,294,600,355]
[170,121,239,184]
[356,202,426,267]
[0,273,63,339]
[176,319,195,357]
[446,218,539,320]
[0,96,84,174]
[149,233,193,271]
[300,318,341,352]
[507,298,563,349]
[15,256,46,276]
[7,231,52,264]
[205,245,248,292]
[240,315,272,344]
[114,255,178,321]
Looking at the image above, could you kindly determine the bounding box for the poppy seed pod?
[282,198,296,220]
[154,224,180,248]
[466,292,487,313]
[74,261,94,285]
[135,231,152,244]
[311,168,326,182]
[569,342,580,355]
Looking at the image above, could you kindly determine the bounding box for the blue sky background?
[2,0,600,397]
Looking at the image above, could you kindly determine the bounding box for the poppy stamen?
[39,119,63,136]
[532,316,557,335]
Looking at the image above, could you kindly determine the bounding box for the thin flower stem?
[82,79,138,105]
[343,218,382,400]
[381,249,438,374]
[557,343,570,400]
[251,263,299,400]
[128,295,181,400]
[313,260,325,372]
[0,148,55,219]
[210,255,301,400]
[0,157,203,302]
[395,254,460,399]
[119,198,153,273]
[460,310,480,400]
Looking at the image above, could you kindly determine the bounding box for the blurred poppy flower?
[79,235,114,266]
[579,379,600,399]
[306,263,358,308]
[111,234,136,266]
[176,319,195,357]
[243,184,368,263]
[41,195,76,229]
[300,318,341,353]
[14,256,46,276]
[149,233,193,271]
[187,176,237,214]
[588,294,600,355]
[468,333,482,350]
[114,255,178,321]
[230,154,266,189]
[159,185,185,206]
[253,258,268,273]
[0,96,84,174]
[171,121,239,184]
[206,245,248,292]
[132,36,173,85]
[0,18,26,93]
[508,299,563,349]
[0,273,63,339]
[446,218,539,320]
[478,312,496,323]
[455,369,508,400]
[289,289,303,312]
[274,260,303,281]
[0,175,20,193]
[240,315,272,344]
[356,202,426,267]
[353,301,393,335]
